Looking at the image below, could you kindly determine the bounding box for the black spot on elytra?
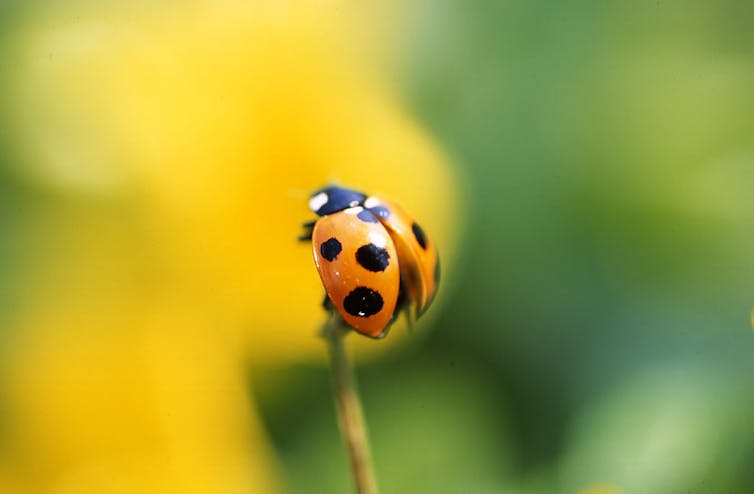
[355,243,390,272]
[343,287,384,317]
[357,209,379,223]
[412,222,427,249]
[320,238,342,261]
[368,205,391,220]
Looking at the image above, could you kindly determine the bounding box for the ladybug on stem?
[300,185,440,338]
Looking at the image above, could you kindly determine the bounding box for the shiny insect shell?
[307,185,440,338]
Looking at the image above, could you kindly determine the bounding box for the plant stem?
[322,319,379,494]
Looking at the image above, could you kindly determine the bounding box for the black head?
[309,185,367,216]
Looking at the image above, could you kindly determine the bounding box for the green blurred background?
[2,1,754,493]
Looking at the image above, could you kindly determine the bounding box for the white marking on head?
[364,196,380,208]
[309,192,329,212]
[344,206,362,215]
[368,231,387,248]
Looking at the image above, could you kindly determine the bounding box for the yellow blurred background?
[0,2,460,492]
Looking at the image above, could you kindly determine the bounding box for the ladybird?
[302,185,440,338]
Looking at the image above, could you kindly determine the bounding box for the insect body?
[304,185,440,338]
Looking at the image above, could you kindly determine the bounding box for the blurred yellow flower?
[0,1,460,493]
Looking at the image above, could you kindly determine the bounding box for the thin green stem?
[322,318,379,494]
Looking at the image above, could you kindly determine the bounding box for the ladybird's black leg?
[402,310,414,333]
[394,281,407,316]
[298,219,316,242]
[393,278,415,334]
[403,305,415,334]
[322,293,334,311]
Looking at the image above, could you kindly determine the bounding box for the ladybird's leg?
[298,219,317,242]
[394,279,414,333]
[394,280,407,315]
[322,293,335,311]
